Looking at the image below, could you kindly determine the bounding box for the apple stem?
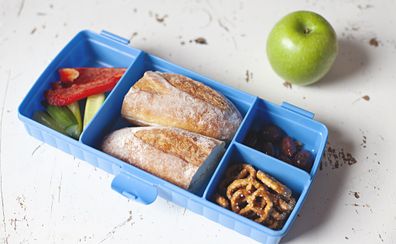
[304,27,311,34]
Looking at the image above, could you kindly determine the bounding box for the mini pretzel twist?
[214,193,229,209]
[238,187,273,224]
[256,170,291,199]
[226,164,256,180]
[218,164,257,196]
[226,178,261,199]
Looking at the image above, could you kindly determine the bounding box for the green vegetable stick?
[47,105,80,139]
[65,124,82,140]
[83,94,105,129]
[33,111,67,135]
[47,105,77,129]
[67,102,82,134]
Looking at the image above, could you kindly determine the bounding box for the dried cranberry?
[245,130,259,147]
[261,125,284,143]
[295,140,303,151]
[259,142,278,157]
[281,136,297,158]
[293,150,313,172]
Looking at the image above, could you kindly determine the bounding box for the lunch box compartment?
[235,98,328,176]
[204,143,309,202]
[203,143,310,235]
[80,51,257,196]
[81,51,256,148]
[18,30,140,142]
[18,30,329,244]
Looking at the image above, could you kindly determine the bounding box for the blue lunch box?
[18,30,328,243]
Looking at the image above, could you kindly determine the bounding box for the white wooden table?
[1,0,395,243]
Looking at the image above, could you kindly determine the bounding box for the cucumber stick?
[33,111,66,135]
[83,94,105,129]
[67,102,82,135]
[47,105,80,139]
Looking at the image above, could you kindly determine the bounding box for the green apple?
[266,11,338,85]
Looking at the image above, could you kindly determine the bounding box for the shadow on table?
[313,38,369,87]
[282,122,356,243]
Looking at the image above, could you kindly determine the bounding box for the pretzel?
[218,164,256,196]
[229,188,249,212]
[266,217,282,230]
[226,178,261,199]
[256,170,291,199]
[226,164,256,180]
[214,193,229,209]
[239,187,273,223]
[235,164,256,180]
[277,196,296,213]
[270,209,287,222]
[214,163,296,230]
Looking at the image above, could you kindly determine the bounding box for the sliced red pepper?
[58,68,125,84]
[45,68,126,106]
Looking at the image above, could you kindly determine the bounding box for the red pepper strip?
[45,68,126,106]
[58,68,126,84]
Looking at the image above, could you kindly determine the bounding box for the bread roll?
[121,71,242,141]
[102,127,225,190]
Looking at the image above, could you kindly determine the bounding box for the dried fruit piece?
[281,136,297,158]
[293,150,313,172]
[245,124,314,173]
[261,125,284,143]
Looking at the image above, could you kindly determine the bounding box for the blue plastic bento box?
[18,30,328,243]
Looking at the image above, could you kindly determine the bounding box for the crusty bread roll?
[121,71,242,141]
[102,127,225,190]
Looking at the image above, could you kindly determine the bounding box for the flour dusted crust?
[102,127,225,189]
[121,71,242,141]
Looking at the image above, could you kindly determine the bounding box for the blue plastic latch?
[100,30,130,45]
[281,102,314,119]
[111,173,158,205]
